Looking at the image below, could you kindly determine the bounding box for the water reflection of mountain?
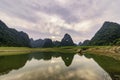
[61,53,74,66]
[0,52,75,76]
[85,54,120,80]
[0,54,28,75]
[29,52,75,66]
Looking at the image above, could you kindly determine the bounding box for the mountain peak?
[61,33,75,46]
[103,21,120,28]
[89,21,120,45]
[0,20,30,47]
[64,33,70,36]
[0,20,8,29]
[63,33,72,39]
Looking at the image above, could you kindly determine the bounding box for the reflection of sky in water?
[0,54,112,80]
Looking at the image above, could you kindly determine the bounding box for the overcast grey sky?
[0,0,120,43]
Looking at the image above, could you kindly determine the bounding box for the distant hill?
[60,33,75,46]
[0,20,30,47]
[81,40,90,46]
[2,20,120,47]
[30,38,54,48]
[31,33,75,48]
[53,41,61,47]
[89,21,120,46]
[42,39,54,48]
[30,38,44,48]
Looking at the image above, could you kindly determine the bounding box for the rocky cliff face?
[0,20,30,47]
[60,33,75,46]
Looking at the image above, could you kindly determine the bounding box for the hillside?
[30,33,75,48]
[89,21,120,46]
[60,33,75,46]
[0,20,30,47]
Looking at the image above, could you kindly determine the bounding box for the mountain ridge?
[0,20,30,47]
[89,21,120,46]
[1,20,120,47]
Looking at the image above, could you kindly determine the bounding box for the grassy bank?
[0,47,76,56]
[84,46,120,60]
[0,46,120,61]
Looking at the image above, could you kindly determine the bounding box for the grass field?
[0,46,77,56]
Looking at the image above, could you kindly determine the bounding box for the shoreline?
[0,46,120,61]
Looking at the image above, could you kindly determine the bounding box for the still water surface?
[0,52,112,80]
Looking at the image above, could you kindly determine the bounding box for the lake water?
[0,52,112,80]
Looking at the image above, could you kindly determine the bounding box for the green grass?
[0,46,77,56]
[0,46,120,60]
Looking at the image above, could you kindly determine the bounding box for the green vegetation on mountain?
[81,40,90,46]
[0,20,30,47]
[30,33,75,48]
[113,38,120,46]
[89,21,120,46]
[60,33,75,46]
[1,20,120,47]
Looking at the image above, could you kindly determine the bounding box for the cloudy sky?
[0,0,120,43]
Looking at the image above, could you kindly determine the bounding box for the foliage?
[89,21,120,46]
[81,40,90,46]
[113,38,120,46]
[0,20,30,47]
[42,39,54,48]
[60,33,75,46]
